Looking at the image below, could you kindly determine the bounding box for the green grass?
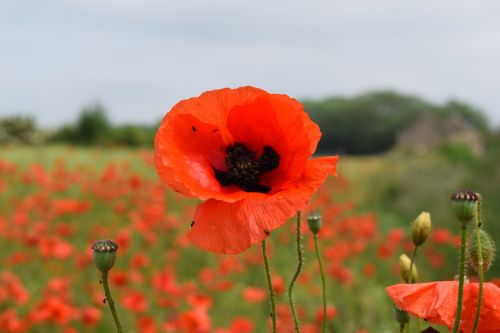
[1,145,497,332]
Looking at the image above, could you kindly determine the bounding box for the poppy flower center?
[214,143,279,193]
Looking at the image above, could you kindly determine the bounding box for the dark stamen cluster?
[214,143,279,193]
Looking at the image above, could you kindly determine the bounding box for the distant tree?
[75,103,111,145]
[441,100,489,131]
[304,91,490,155]
[304,91,431,154]
[49,125,79,144]
[111,125,155,147]
[0,116,42,145]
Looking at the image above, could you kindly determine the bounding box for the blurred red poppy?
[155,86,338,254]
[386,281,500,332]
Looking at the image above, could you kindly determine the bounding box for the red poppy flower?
[386,281,500,332]
[154,86,338,254]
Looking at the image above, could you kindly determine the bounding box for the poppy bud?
[393,305,409,325]
[467,229,496,275]
[307,212,322,234]
[92,240,118,273]
[399,254,418,283]
[451,190,479,224]
[411,212,431,247]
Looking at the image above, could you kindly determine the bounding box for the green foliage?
[304,91,428,154]
[438,142,477,167]
[111,125,155,147]
[49,103,111,145]
[43,90,496,151]
[50,104,156,147]
[304,91,489,155]
[75,103,112,145]
[0,116,43,145]
[441,100,489,132]
[49,125,79,143]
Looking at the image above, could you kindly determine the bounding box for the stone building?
[396,113,485,155]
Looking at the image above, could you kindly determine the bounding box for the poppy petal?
[386,282,448,326]
[460,283,500,332]
[387,282,500,332]
[188,156,338,254]
[188,199,263,254]
[155,113,227,198]
[227,93,321,188]
[167,86,265,144]
[155,87,282,202]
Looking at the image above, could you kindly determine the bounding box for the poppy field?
[0,144,484,333]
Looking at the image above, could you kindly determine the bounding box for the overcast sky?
[1,0,500,128]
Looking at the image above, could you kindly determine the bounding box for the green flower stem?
[313,233,327,333]
[406,246,422,332]
[408,247,417,284]
[452,224,468,333]
[101,272,124,333]
[262,239,277,333]
[288,211,303,333]
[471,202,484,333]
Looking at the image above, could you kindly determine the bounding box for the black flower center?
[214,143,279,193]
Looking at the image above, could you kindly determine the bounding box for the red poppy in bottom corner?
[386,281,500,333]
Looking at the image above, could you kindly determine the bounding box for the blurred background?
[1,1,499,332]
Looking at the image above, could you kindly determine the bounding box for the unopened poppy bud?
[451,190,479,224]
[92,240,118,273]
[411,212,431,247]
[399,254,418,283]
[467,229,496,275]
[307,212,322,234]
[393,305,409,325]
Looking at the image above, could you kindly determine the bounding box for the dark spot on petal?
[190,221,195,227]
[211,128,219,133]
[264,229,270,235]
[192,126,197,132]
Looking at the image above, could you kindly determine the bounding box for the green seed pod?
[451,190,479,225]
[92,240,118,273]
[307,212,322,234]
[467,229,496,275]
[411,212,432,247]
[399,254,418,283]
[393,305,409,325]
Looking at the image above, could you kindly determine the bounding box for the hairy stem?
[471,201,484,333]
[408,247,418,284]
[288,211,303,333]
[405,246,418,333]
[262,239,277,333]
[314,233,326,333]
[452,224,468,333]
[101,272,124,333]
[314,234,327,333]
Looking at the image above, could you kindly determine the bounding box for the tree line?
[0,90,492,154]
